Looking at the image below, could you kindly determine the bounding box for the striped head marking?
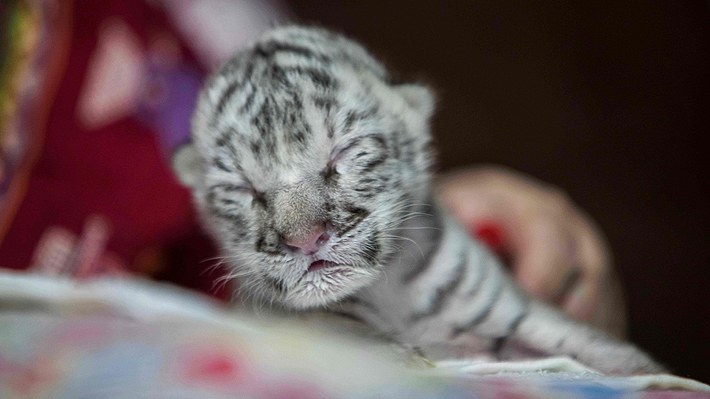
[174,26,436,309]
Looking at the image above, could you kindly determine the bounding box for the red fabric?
[0,0,229,300]
[472,221,507,254]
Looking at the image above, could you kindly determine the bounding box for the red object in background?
[471,220,507,255]
[0,0,229,300]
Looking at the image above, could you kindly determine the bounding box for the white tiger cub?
[173,25,664,374]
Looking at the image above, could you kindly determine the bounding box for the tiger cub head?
[174,26,436,309]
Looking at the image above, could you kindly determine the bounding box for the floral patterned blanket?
[1,271,708,399]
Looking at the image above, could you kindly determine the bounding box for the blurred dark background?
[287,0,710,382]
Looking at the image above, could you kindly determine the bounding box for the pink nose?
[285,226,331,255]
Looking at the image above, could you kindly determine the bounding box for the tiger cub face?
[174,26,436,309]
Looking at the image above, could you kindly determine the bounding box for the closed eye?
[211,183,269,208]
[207,183,258,214]
[323,162,338,181]
[330,141,359,164]
[212,183,255,196]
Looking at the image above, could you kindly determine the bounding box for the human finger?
[563,213,627,337]
[511,215,579,301]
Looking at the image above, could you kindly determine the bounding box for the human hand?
[436,166,627,338]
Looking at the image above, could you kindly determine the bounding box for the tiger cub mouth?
[289,258,376,309]
[307,260,341,272]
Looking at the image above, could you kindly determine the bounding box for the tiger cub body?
[173,25,663,374]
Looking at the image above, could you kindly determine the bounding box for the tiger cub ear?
[172,142,203,188]
[392,81,436,120]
